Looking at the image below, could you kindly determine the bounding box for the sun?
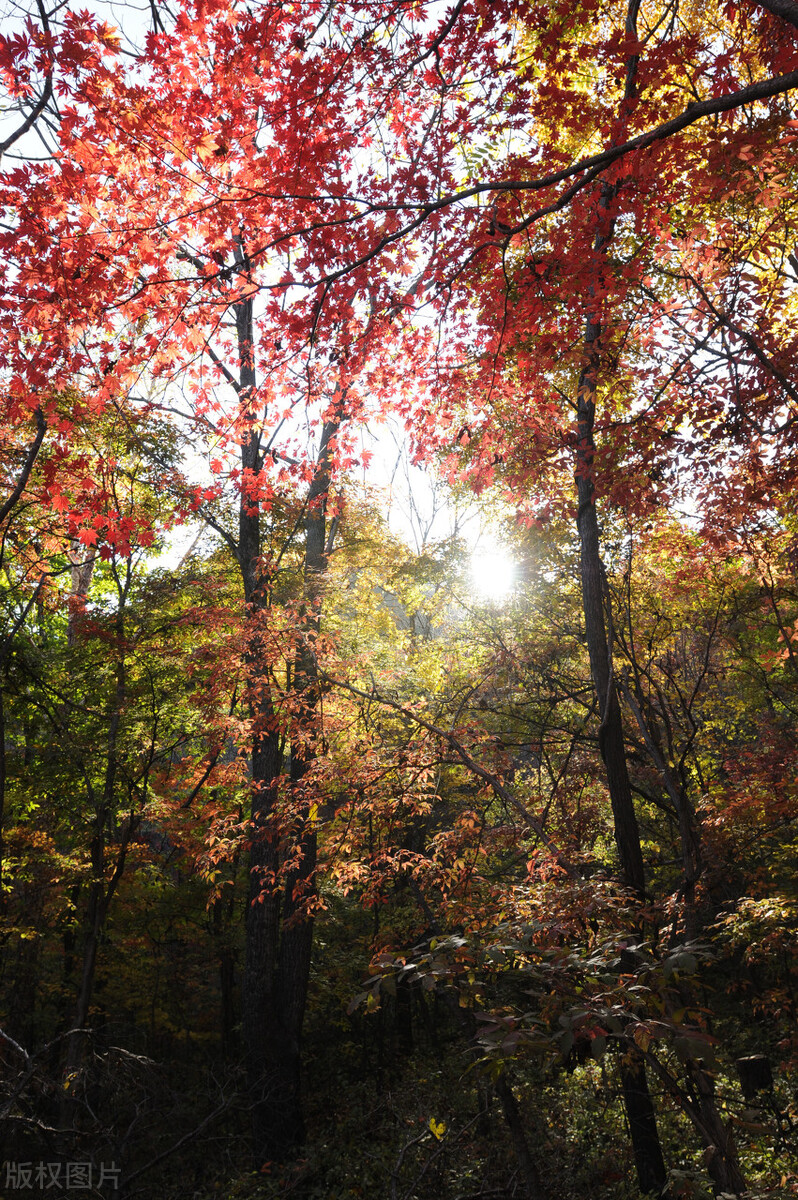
[470,547,516,603]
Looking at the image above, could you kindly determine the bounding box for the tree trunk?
[646,1052,749,1197]
[0,573,46,911]
[687,1062,748,1196]
[574,0,646,898]
[619,674,704,929]
[267,413,339,1154]
[242,716,295,1160]
[571,7,666,1194]
[62,579,132,1110]
[620,1056,669,1195]
[235,270,340,1163]
[212,898,238,1054]
[235,258,315,1162]
[576,379,645,898]
[494,1071,548,1200]
[0,679,6,916]
[575,191,669,1200]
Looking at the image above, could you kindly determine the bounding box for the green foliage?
[2,475,797,1199]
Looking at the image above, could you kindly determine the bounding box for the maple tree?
[1,0,798,1192]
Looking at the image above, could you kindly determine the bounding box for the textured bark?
[757,0,798,32]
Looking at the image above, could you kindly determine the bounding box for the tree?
[3,0,798,1184]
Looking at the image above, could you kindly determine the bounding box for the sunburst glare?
[470,547,517,603]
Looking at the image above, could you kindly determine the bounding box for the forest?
[0,0,797,1197]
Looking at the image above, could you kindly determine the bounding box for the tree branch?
[757,0,798,32]
[0,409,46,526]
[324,674,578,878]
[0,1,54,163]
